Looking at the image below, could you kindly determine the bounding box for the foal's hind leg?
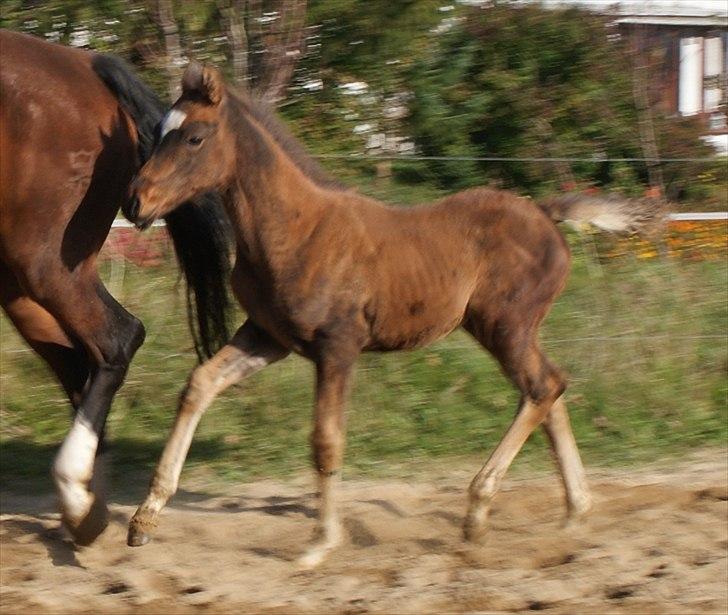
[542,396,592,520]
[128,320,288,547]
[463,332,570,542]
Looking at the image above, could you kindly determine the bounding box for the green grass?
[1,203,726,492]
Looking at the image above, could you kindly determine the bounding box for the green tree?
[405,4,715,200]
[406,5,642,194]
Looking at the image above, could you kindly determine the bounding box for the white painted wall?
[538,0,728,18]
[679,37,704,115]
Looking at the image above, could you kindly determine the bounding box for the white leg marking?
[543,397,592,518]
[298,473,344,569]
[53,418,99,523]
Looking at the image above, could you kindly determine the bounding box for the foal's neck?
[222,95,327,265]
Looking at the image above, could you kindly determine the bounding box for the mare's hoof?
[64,496,109,546]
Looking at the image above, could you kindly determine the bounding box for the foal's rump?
[364,185,653,352]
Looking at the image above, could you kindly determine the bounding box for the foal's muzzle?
[124,195,141,223]
[126,177,155,230]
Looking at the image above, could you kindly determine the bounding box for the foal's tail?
[538,193,667,235]
[92,54,232,360]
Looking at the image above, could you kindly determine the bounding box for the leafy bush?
[406,4,716,202]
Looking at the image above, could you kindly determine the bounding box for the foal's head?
[129,63,235,227]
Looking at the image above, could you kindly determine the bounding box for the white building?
[541,0,728,153]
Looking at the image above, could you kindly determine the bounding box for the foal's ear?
[182,62,225,105]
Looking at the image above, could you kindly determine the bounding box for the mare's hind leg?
[463,323,575,542]
[542,396,592,521]
[10,262,146,544]
[1,261,138,543]
[128,320,288,547]
[0,264,89,407]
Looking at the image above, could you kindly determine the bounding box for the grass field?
[1,219,726,491]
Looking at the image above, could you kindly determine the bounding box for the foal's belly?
[365,320,462,352]
[364,290,469,351]
[361,239,476,351]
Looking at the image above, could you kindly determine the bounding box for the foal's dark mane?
[226,88,347,191]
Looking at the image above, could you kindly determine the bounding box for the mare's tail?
[538,193,667,235]
[92,54,232,360]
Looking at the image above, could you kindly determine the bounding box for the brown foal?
[126,63,658,566]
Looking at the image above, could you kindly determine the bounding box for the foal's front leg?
[128,321,288,546]
[298,355,356,568]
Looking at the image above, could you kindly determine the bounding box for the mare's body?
[0,31,229,543]
[125,63,655,566]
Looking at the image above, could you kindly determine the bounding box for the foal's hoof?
[127,530,151,547]
[127,525,151,547]
[563,498,593,529]
[462,517,487,544]
[64,496,109,546]
[127,513,156,547]
[297,544,333,569]
[297,524,343,569]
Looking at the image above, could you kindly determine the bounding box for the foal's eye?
[187,135,204,146]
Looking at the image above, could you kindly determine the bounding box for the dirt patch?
[1,455,726,614]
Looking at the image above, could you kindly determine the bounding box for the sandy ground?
[1,454,726,614]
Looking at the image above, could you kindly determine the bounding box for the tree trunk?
[256,0,308,104]
[151,0,183,101]
[219,0,250,86]
[631,27,665,195]
[220,0,308,104]
[534,117,576,190]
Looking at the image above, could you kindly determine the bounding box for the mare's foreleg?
[128,321,288,547]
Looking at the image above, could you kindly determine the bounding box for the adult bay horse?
[126,62,659,567]
[0,31,231,544]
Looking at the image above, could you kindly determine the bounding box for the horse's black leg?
[8,254,145,544]
[1,261,140,544]
[49,281,145,544]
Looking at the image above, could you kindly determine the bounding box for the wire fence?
[109,150,727,231]
[313,154,726,163]
[110,212,728,228]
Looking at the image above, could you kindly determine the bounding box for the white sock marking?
[54,418,99,522]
